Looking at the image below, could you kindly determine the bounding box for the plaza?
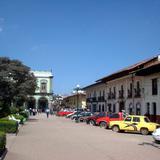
[5,114,160,160]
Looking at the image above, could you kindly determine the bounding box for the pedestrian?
[46,108,50,118]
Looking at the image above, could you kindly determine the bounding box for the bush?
[19,111,29,119]
[12,114,25,124]
[0,120,18,133]
[0,131,6,155]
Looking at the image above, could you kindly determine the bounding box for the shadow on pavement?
[138,142,160,149]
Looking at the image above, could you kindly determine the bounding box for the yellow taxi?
[109,115,160,135]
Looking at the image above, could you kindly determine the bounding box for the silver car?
[152,128,160,143]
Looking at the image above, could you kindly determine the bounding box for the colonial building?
[27,70,53,112]
[62,93,86,110]
[83,55,160,123]
[83,82,106,113]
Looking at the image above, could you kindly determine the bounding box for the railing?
[127,89,132,98]
[98,96,105,102]
[119,90,124,99]
[134,88,141,98]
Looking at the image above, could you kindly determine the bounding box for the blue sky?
[0,0,160,94]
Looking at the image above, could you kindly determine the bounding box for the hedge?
[0,120,18,133]
[12,114,26,124]
[0,131,6,155]
[19,111,29,119]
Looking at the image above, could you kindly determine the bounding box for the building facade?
[63,93,86,110]
[27,70,53,112]
[84,55,160,123]
[83,82,106,113]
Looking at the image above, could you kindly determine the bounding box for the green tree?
[0,57,37,117]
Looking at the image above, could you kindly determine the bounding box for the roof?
[96,55,159,83]
[31,70,53,78]
[82,82,104,90]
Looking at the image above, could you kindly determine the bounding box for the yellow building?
[63,93,86,109]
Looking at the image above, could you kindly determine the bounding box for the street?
[5,114,160,160]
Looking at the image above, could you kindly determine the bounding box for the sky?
[0,0,160,94]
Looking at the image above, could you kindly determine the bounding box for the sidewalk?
[5,114,56,160]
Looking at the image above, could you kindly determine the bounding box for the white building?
[84,55,160,123]
[27,70,53,112]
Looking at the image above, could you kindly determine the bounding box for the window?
[144,117,150,123]
[152,78,158,95]
[109,113,119,118]
[124,117,132,122]
[137,81,140,89]
[133,117,140,122]
[40,82,47,93]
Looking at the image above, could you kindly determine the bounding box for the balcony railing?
[98,96,105,102]
[134,88,141,98]
[119,90,124,99]
[108,92,116,100]
[127,89,132,98]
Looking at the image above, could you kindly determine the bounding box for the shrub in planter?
[0,131,6,156]
[12,114,25,124]
[0,120,18,133]
[19,111,29,120]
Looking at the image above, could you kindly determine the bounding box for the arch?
[27,97,36,109]
[136,102,141,115]
[38,97,48,112]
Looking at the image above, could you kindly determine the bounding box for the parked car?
[96,112,123,128]
[86,112,107,126]
[57,111,73,117]
[78,112,93,122]
[72,112,92,121]
[110,115,160,135]
[152,127,160,143]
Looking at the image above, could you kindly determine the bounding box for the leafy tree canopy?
[0,57,37,115]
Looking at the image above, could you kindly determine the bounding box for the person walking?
[46,108,50,118]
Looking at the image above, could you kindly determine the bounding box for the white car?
[152,128,160,143]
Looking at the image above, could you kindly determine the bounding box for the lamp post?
[73,84,82,123]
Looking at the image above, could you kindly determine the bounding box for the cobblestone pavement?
[5,114,160,160]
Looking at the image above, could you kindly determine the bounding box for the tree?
[0,57,37,117]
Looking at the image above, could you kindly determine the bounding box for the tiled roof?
[96,55,159,83]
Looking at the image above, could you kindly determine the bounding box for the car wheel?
[89,120,95,126]
[99,122,107,129]
[112,125,120,132]
[140,128,149,135]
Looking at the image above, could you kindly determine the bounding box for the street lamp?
[73,84,83,123]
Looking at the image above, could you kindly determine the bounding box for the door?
[121,117,135,131]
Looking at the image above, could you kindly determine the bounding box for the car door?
[132,117,141,132]
[121,117,135,131]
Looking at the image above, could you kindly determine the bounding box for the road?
[5,114,160,160]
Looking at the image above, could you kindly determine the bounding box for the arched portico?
[38,97,48,112]
[27,97,36,109]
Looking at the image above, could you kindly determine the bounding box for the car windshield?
[144,117,150,123]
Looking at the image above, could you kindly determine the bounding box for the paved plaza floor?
[5,114,160,160]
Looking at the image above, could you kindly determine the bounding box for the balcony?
[108,92,116,100]
[134,88,141,98]
[127,89,132,98]
[119,90,124,99]
[92,97,97,102]
[98,96,105,102]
